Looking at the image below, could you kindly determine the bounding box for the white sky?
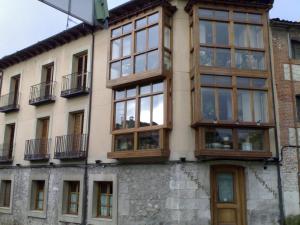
[0,0,299,59]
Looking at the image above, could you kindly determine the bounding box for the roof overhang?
[270,18,300,29]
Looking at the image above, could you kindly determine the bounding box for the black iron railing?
[29,81,56,105]
[54,134,87,159]
[24,138,51,161]
[0,92,19,112]
[61,72,89,97]
[0,143,14,162]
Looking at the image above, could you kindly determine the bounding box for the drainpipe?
[268,21,285,225]
[82,28,95,225]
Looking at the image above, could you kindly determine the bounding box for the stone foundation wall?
[0,162,280,225]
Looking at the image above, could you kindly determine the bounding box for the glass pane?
[238,129,264,151]
[164,27,171,49]
[122,23,132,34]
[112,39,121,60]
[199,9,214,18]
[115,134,134,151]
[201,88,216,120]
[140,97,151,127]
[140,84,151,95]
[217,173,234,203]
[216,76,232,86]
[237,77,251,88]
[153,94,164,125]
[164,51,172,71]
[70,203,78,214]
[37,201,43,210]
[115,90,125,100]
[252,78,266,88]
[218,89,232,120]
[147,50,159,71]
[200,21,213,44]
[235,50,265,70]
[234,24,247,48]
[201,75,215,85]
[136,30,146,53]
[200,47,213,66]
[115,102,125,129]
[254,91,268,122]
[248,14,262,23]
[205,128,233,149]
[112,27,122,38]
[148,13,159,24]
[135,54,146,73]
[252,51,265,70]
[126,88,136,98]
[110,61,121,79]
[215,10,229,20]
[233,12,247,22]
[216,48,231,68]
[238,90,252,122]
[126,100,136,128]
[149,25,159,49]
[121,58,131,76]
[122,35,131,57]
[138,131,160,150]
[136,17,147,29]
[101,194,107,205]
[216,22,229,45]
[153,82,164,92]
[249,25,263,48]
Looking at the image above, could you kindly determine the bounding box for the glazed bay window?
[108,8,173,87]
[196,8,267,71]
[109,81,170,159]
[202,128,267,152]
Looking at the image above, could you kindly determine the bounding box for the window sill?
[106,69,165,88]
[59,213,81,224]
[28,210,47,219]
[0,206,12,214]
[191,121,275,129]
[88,217,115,225]
[195,149,272,160]
[107,149,169,160]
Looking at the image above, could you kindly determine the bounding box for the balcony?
[0,92,19,113]
[24,139,51,161]
[0,144,13,163]
[29,81,56,106]
[54,134,87,160]
[61,72,89,98]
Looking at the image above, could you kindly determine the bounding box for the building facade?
[271,18,300,217]
[0,0,292,225]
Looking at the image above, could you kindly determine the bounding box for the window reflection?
[235,50,265,70]
[216,22,229,45]
[238,129,264,151]
[115,134,134,151]
[205,128,233,149]
[216,48,231,68]
[140,97,151,127]
[149,25,159,49]
[218,89,232,120]
[138,131,160,150]
[201,88,216,120]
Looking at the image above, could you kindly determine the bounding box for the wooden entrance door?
[76,54,87,90]
[40,118,49,154]
[72,112,84,152]
[211,165,246,225]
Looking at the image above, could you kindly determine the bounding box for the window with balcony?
[197,9,266,71]
[291,40,300,60]
[108,81,171,159]
[108,8,173,87]
[0,75,20,113]
[29,63,56,106]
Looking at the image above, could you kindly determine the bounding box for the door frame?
[210,165,247,225]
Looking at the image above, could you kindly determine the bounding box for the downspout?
[287,30,300,215]
[82,28,95,225]
[268,21,285,225]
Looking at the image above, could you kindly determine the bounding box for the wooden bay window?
[107,7,173,88]
[189,4,274,159]
[108,80,171,160]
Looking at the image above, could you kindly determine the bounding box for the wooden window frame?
[108,80,171,159]
[196,127,272,159]
[33,181,45,211]
[67,181,80,215]
[291,40,300,60]
[107,6,173,88]
[96,182,113,219]
[2,180,11,208]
